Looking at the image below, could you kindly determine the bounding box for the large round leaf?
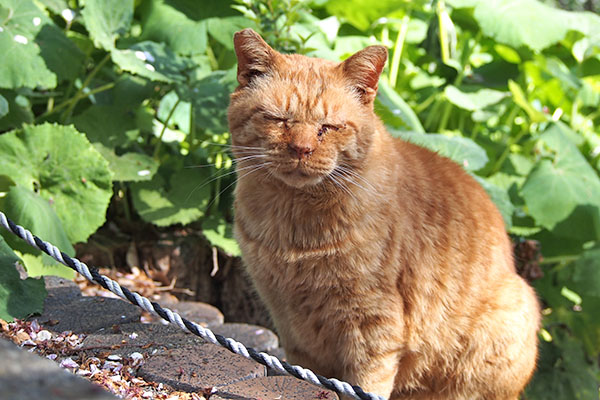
[444,85,509,111]
[139,0,207,56]
[1,185,75,266]
[111,41,193,83]
[521,124,600,230]
[131,167,211,227]
[0,0,56,89]
[0,123,113,243]
[0,235,46,321]
[93,143,158,182]
[81,0,133,50]
[202,215,240,256]
[389,130,489,172]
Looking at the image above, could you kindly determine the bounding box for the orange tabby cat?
[228,28,539,400]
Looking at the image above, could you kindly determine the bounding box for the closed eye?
[318,124,340,137]
[263,113,289,129]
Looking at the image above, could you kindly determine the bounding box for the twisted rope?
[0,210,386,400]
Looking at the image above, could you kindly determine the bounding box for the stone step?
[13,276,337,400]
[211,322,279,352]
[137,344,266,392]
[211,375,339,400]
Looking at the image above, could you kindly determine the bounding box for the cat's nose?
[288,142,314,159]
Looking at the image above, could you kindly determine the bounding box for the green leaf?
[184,69,238,134]
[494,43,521,64]
[93,143,158,182]
[325,0,404,31]
[571,246,600,298]
[521,124,600,230]
[0,91,33,131]
[448,0,600,52]
[139,0,207,56]
[36,24,85,83]
[0,94,7,119]
[35,0,68,14]
[157,91,191,133]
[525,329,599,400]
[1,186,75,267]
[508,80,546,123]
[131,167,211,227]
[15,251,74,279]
[111,41,193,83]
[202,215,240,256]
[0,123,113,243]
[81,0,133,50]
[0,0,57,89]
[377,80,425,133]
[389,130,489,172]
[73,105,139,148]
[207,16,256,50]
[444,85,509,111]
[0,235,46,321]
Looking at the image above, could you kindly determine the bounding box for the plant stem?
[489,127,528,174]
[119,182,132,222]
[153,97,182,159]
[61,53,111,123]
[470,124,481,140]
[389,14,410,88]
[206,43,219,71]
[35,82,115,122]
[437,102,453,132]
[437,0,450,64]
[188,103,196,150]
[541,255,580,265]
[424,96,443,131]
[415,91,438,114]
[458,112,466,133]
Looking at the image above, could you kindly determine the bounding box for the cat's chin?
[274,168,325,189]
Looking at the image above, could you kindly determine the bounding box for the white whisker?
[329,170,359,203]
[185,155,267,169]
[334,165,378,195]
[185,162,268,204]
[204,162,273,211]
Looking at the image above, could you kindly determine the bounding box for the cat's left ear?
[340,46,388,104]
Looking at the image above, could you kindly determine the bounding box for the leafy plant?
[0,0,599,397]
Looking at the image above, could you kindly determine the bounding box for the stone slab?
[80,322,206,356]
[211,323,279,352]
[43,275,82,308]
[137,344,266,392]
[0,337,118,400]
[212,375,339,400]
[31,296,141,333]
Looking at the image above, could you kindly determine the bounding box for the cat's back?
[390,136,510,254]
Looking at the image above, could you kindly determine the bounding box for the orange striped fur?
[227,29,539,400]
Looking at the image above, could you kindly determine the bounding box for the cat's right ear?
[233,29,275,86]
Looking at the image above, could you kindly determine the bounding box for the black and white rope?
[0,210,386,400]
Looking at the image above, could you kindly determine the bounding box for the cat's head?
[228,28,387,189]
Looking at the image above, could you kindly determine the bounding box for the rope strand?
[0,210,386,400]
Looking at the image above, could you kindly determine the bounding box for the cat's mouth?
[274,162,327,188]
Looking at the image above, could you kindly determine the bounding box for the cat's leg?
[342,351,399,400]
